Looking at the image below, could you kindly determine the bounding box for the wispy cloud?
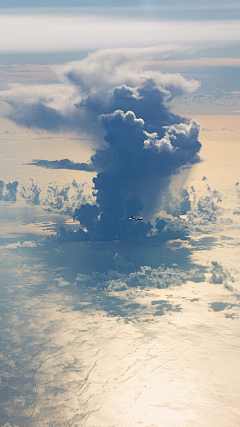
[0,14,239,53]
[0,64,56,84]
[27,159,96,172]
[149,57,240,69]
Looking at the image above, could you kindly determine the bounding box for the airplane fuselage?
[129,215,143,221]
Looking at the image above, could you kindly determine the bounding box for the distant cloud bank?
[0,14,239,53]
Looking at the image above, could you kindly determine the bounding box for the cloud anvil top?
[0,15,240,52]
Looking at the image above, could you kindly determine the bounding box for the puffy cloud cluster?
[209,261,235,291]
[21,178,93,215]
[0,240,37,250]
[75,262,204,291]
[161,188,191,217]
[176,88,240,111]
[0,177,93,216]
[186,185,224,232]
[1,47,202,242]
[53,277,71,287]
[0,180,18,202]
[20,178,41,205]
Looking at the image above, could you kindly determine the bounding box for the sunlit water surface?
[0,115,240,427]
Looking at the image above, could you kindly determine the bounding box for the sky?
[0,0,240,112]
[0,2,240,427]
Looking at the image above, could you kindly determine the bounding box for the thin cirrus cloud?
[149,57,240,68]
[0,14,240,53]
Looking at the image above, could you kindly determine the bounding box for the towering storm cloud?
[1,47,202,242]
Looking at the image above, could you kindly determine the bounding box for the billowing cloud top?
[1,47,202,242]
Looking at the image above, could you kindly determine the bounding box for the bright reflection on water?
[0,116,240,426]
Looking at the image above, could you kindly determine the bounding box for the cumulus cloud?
[0,180,18,202]
[53,277,71,287]
[20,178,93,215]
[0,241,37,250]
[75,262,204,291]
[186,185,223,232]
[174,88,240,111]
[1,47,199,132]
[20,177,41,205]
[161,188,191,217]
[209,261,235,290]
[55,46,199,99]
[1,47,202,242]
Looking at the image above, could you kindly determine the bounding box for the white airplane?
[129,215,143,221]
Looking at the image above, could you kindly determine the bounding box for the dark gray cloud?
[1,48,202,243]
[8,102,67,131]
[209,302,237,312]
[151,300,182,316]
[27,159,95,172]
[73,98,200,241]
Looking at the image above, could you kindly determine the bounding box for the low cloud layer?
[0,14,239,54]
[1,47,202,242]
[27,159,95,172]
[75,263,204,292]
[174,88,240,113]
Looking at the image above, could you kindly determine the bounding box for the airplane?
[129,215,143,221]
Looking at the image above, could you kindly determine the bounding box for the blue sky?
[1,0,240,19]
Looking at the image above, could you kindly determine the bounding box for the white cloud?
[0,82,80,115]
[53,277,71,287]
[0,46,200,129]
[175,89,240,111]
[1,424,19,427]
[0,240,37,250]
[0,14,239,53]
[54,46,200,96]
[20,179,93,215]
[75,263,204,291]
[210,261,235,287]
